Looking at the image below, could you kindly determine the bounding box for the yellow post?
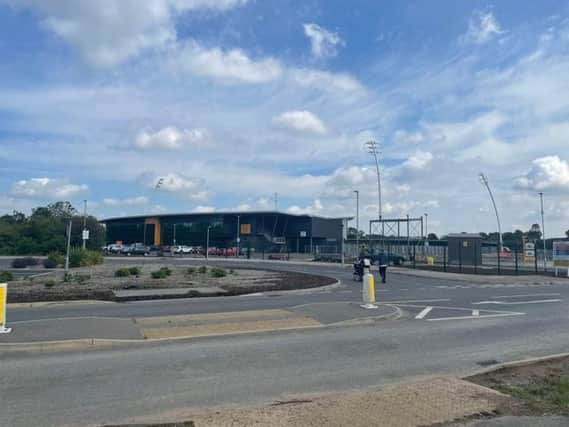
[0,283,11,334]
[369,274,375,303]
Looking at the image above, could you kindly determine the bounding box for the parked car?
[268,253,289,261]
[105,243,123,254]
[369,253,406,266]
[173,245,192,254]
[121,243,149,256]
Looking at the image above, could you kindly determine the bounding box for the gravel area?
[5,263,335,302]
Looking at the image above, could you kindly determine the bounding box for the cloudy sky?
[1,0,569,236]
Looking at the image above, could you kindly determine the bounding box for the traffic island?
[5,264,336,303]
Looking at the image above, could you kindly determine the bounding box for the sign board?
[240,224,251,235]
[300,231,307,238]
[553,241,569,276]
[523,241,535,262]
[0,283,11,333]
[82,229,90,240]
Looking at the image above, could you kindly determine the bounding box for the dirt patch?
[6,264,335,303]
[467,355,569,416]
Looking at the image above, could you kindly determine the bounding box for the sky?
[1,0,569,237]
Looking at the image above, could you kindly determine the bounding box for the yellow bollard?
[0,283,12,334]
[361,271,378,309]
[369,274,375,303]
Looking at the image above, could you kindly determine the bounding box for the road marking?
[384,299,450,304]
[473,299,562,305]
[472,309,479,316]
[426,312,525,322]
[415,306,433,320]
[492,293,561,299]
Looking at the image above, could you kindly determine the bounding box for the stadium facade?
[102,211,348,253]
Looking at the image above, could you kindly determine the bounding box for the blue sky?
[1,0,569,236]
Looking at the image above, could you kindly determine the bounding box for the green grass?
[187,267,196,275]
[0,271,13,282]
[496,376,569,414]
[151,267,172,279]
[114,268,131,277]
[197,265,207,274]
[209,267,227,278]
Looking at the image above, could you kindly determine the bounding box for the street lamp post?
[365,141,382,221]
[236,215,240,257]
[354,190,359,257]
[173,223,176,246]
[206,226,211,260]
[539,192,547,271]
[424,213,428,239]
[479,173,503,253]
[82,199,87,249]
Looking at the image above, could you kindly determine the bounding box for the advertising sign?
[240,224,251,235]
[82,229,90,240]
[0,283,11,334]
[553,241,569,276]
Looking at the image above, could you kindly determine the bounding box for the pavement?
[2,257,569,426]
[453,416,569,427]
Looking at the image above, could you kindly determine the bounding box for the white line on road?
[473,299,562,305]
[415,307,433,320]
[384,299,450,304]
[472,309,480,316]
[492,293,561,299]
[426,312,525,322]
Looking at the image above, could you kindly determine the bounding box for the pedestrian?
[378,250,388,283]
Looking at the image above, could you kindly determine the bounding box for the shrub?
[43,258,58,269]
[229,269,235,274]
[187,267,196,275]
[69,248,104,268]
[129,266,142,276]
[44,280,56,288]
[115,268,131,277]
[0,271,13,282]
[209,267,227,278]
[47,252,65,266]
[74,274,90,285]
[151,266,172,279]
[197,265,208,274]
[11,257,39,268]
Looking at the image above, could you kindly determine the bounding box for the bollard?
[0,283,12,334]
[361,259,378,309]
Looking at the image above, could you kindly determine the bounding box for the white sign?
[0,283,11,334]
[553,241,569,277]
[82,229,90,240]
[300,231,307,238]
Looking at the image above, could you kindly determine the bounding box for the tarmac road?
[2,257,569,426]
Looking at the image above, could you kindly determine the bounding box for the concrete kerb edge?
[464,352,569,379]
[0,301,400,352]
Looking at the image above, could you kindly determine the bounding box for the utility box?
[447,233,482,266]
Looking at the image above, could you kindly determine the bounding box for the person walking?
[378,250,388,283]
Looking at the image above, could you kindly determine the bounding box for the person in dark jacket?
[378,251,389,283]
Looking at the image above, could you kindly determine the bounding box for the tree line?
[0,201,105,255]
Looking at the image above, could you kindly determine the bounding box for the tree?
[427,233,438,240]
[347,227,365,239]
[527,223,542,242]
[565,230,569,239]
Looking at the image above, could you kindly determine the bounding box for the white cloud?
[7,0,247,67]
[287,199,323,215]
[192,205,215,213]
[102,196,149,206]
[172,42,283,83]
[303,23,344,58]
[272,110,327,135]
[135,126,210,149]
[463,10,504,44]
[11,177,88,198]
[515,156,569,191]
[155,173,208,200]
[403,150,433,170]
[290,69,365,95]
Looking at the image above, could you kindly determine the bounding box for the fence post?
[534,249,538,274]
[458,242,462,272]
[474,248,478,274]
[413,244,416,269]
[443,246,447,272]
[497,244,501,274]
[514,246,519,275]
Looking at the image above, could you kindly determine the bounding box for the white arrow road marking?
[472,309,480,316]
[426,312,525,322]
[473,299,562,305]
[492,293,561,299]
[415,306,433,320]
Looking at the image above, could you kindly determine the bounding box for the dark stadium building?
[101,211,347,253]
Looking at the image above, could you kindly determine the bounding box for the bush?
[47,252,65,266]
[229,269,235,274]
[43,258,58,269]
[129,266,142,276]
[115,268,131,277]
[197,265,208,274]
[151,267,172,279]
[187,267,196,275]
[0,271,13,282]
[44,280,56,288]
[11,257,39,268]
[209,267,227,278]
[69,248,104,268]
